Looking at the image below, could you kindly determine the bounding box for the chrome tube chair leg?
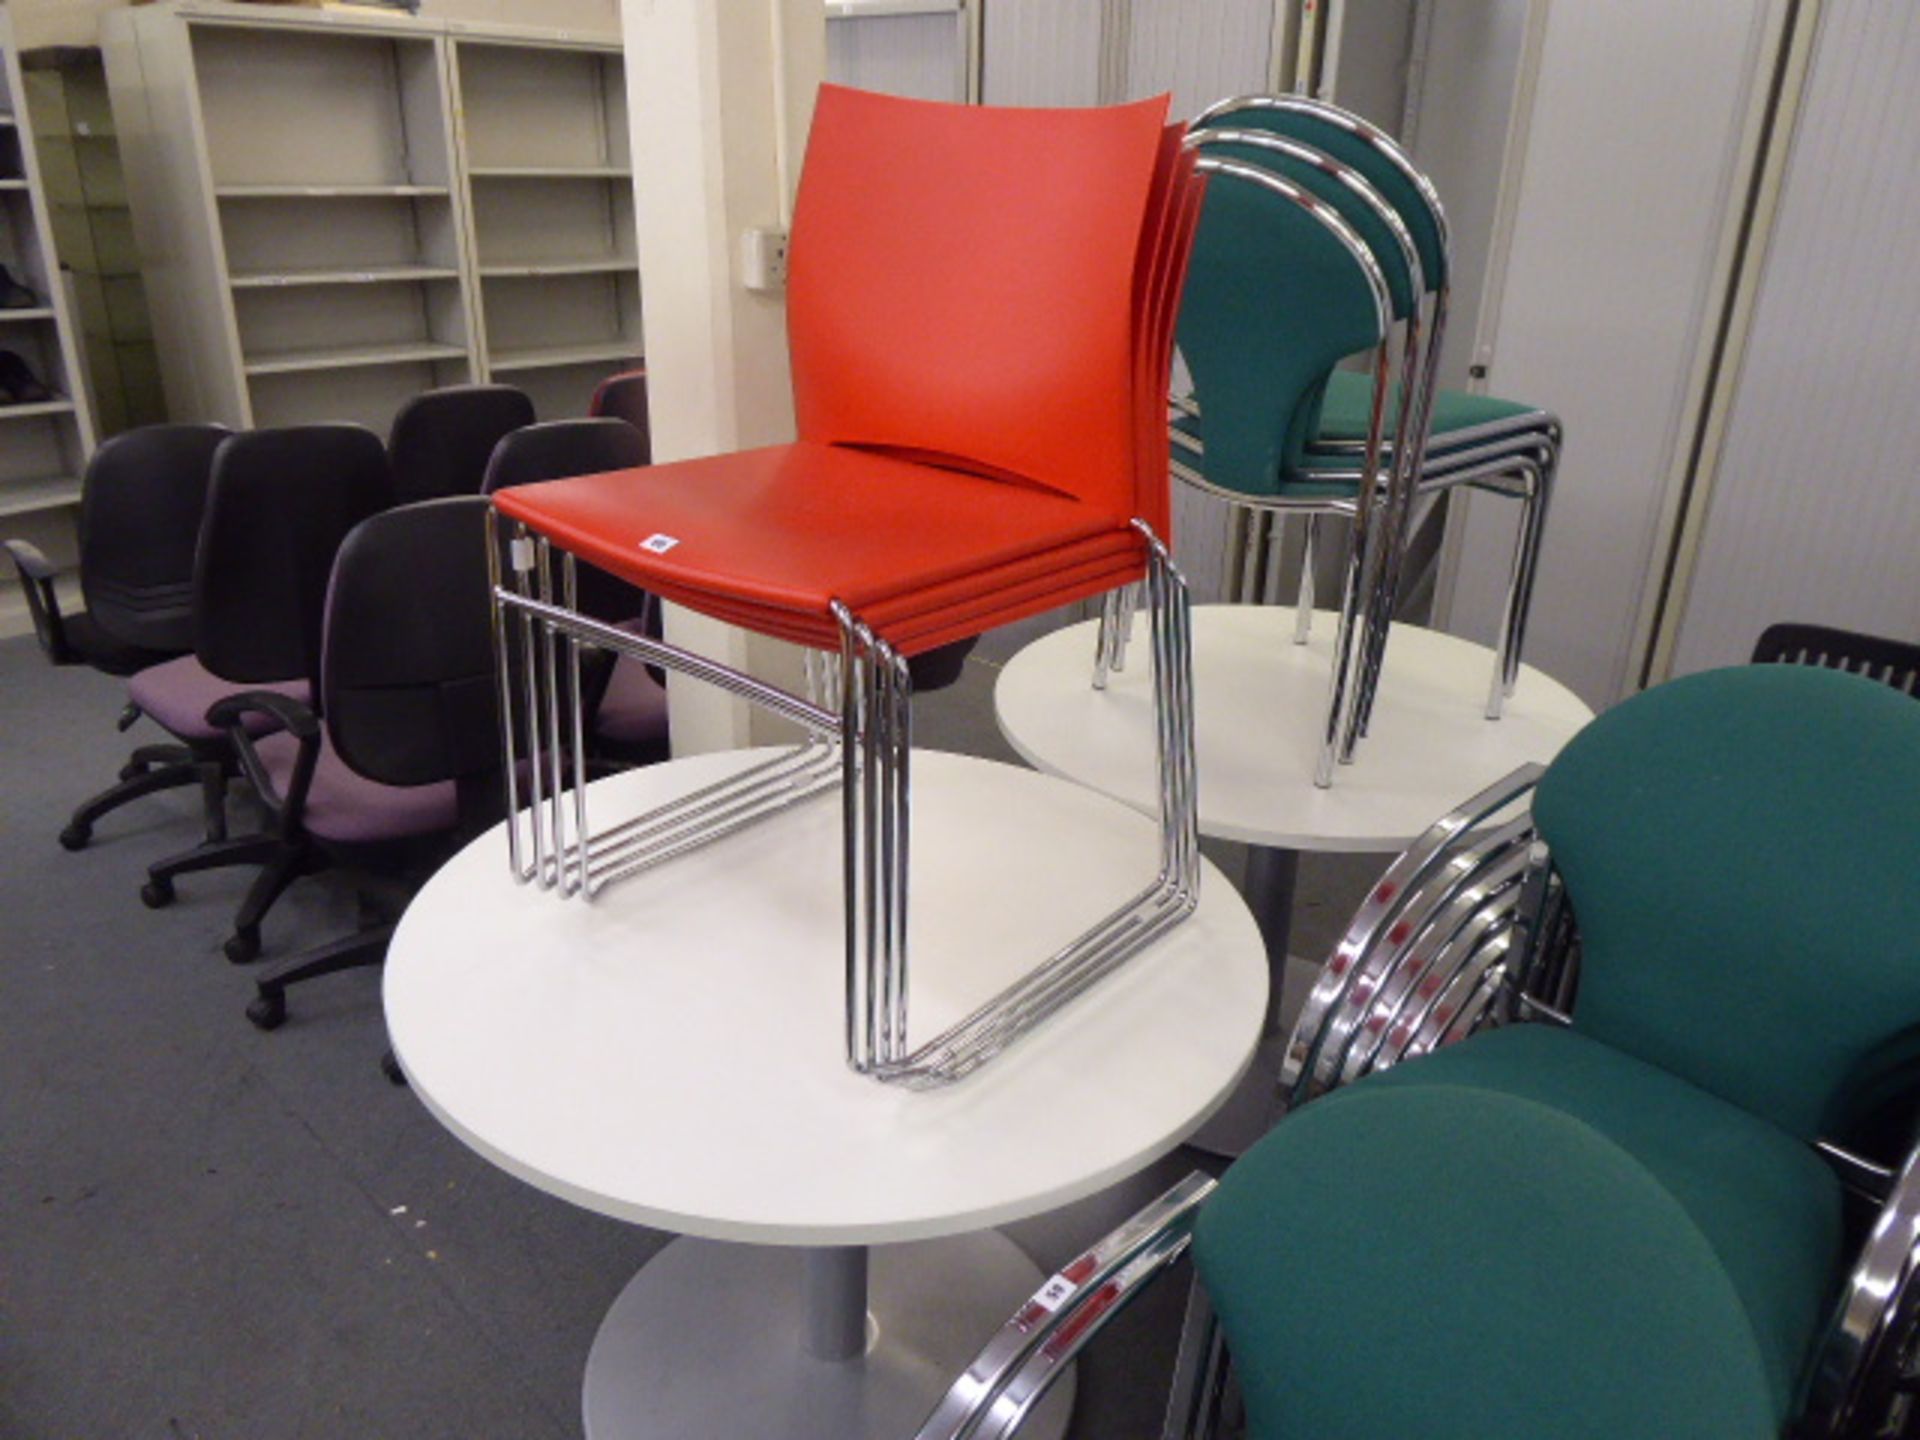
[1343,279,1446,755]
[1091,583,1141,690]
[1292,515,1318,643]
[1316,337,1396,788]
[1313,432,1554,740]
[1488,428,1561,719]
[845,523,1201,1086]
[1481,465,1542,721]
[490,513,1201,1087]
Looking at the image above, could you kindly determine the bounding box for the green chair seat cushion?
[1170,408,1373,502]
[1365,1023,1844,1418]
[1314,367,1546,444]
[1171,389,1542,504]
[1531,665,1920,1142]
[1193,1079,1788,1440]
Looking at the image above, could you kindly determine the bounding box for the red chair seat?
[490,440,1147,654]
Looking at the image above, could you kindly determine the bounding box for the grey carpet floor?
[0,627,1381,1440]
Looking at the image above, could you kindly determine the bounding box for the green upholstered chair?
[1155,127,1405,787]
[914,665,1920,1440]
[1187,94,1562,734]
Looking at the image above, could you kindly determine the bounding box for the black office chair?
[4,425,236,850]
[208,497,504,1034]
[588,367,651,457]
[482,418,671,760]
[387,383,535,505]
[138,425,392,964]
[1753,621,1920,695]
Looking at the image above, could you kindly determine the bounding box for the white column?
[621,0,825,752]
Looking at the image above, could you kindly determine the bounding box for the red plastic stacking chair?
[489,85,1203,1086]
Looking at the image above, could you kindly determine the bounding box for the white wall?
[1440,0,1785,709]
[826,9,964,102]
[1668,0,1920,673]
[7,0,618,50]
[622,0,824,752]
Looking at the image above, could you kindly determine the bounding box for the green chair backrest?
[1532,665,1920,1141]
[1176,155,1390,497]
[1198,93,1449,297]
[1193,129,1420,320]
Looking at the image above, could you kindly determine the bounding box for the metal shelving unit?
[0,3,100,633]
[104,3,640,433]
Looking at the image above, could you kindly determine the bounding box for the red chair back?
[788,85,1175,529]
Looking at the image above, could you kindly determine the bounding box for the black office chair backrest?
[388,384,536,505]
[481,416,648,494]
[80,423,230,653]
[195,425,393,685]
[482,418,650,623]
[1753,622,1920,698]
[588,369,652,457]
[323,497,498,787]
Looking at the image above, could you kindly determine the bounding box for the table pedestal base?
[583,1231,1074,1440]
[1187,845,1300,1158]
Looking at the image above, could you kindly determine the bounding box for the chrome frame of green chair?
[1196,92,1563,729]
[1174,410,1560,719]
[1142,139,1404,787]
[911,758,1920,1440]
[1184,124,1434,767]
[911,1171,1220,1440]
[1193,93,1451,747]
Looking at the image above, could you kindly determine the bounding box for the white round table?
[386,747,1266,1440]
[996,605,1594,1150]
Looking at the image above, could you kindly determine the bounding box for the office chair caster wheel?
[140,877,175,908]
[381,1051,407,1087]
[245,990,286,1031]
[58,822,91,851]
[225,927,260,965]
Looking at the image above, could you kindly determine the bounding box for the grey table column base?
[1186,845,1300,1159]
[583,1231,1075,1440]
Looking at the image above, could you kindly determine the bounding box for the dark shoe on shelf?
[0,349,53,405]
[0,264,37,310]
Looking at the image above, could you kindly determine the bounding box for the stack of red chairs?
[489,84,1204,1086]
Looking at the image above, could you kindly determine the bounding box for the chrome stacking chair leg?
[1489,434,1560,717]
[849,523,1201,1086]
[1316,339,1394,788]
[489,509,1202,1087]
[1293,515,1318,643]
[489,512,844,902]
[1111,582,1138,674]
[1092,586,1122,690]
[1092,583,1141,690]
[1483,465,1541,721]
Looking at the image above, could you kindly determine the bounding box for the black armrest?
[207,689,320,741]
[4,537,72,665]
[3,536,56,582]
[207,690,321,832]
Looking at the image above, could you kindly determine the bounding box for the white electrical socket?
[741,227,790,293]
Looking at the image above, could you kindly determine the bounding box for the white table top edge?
[392,1033,1259,1247]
